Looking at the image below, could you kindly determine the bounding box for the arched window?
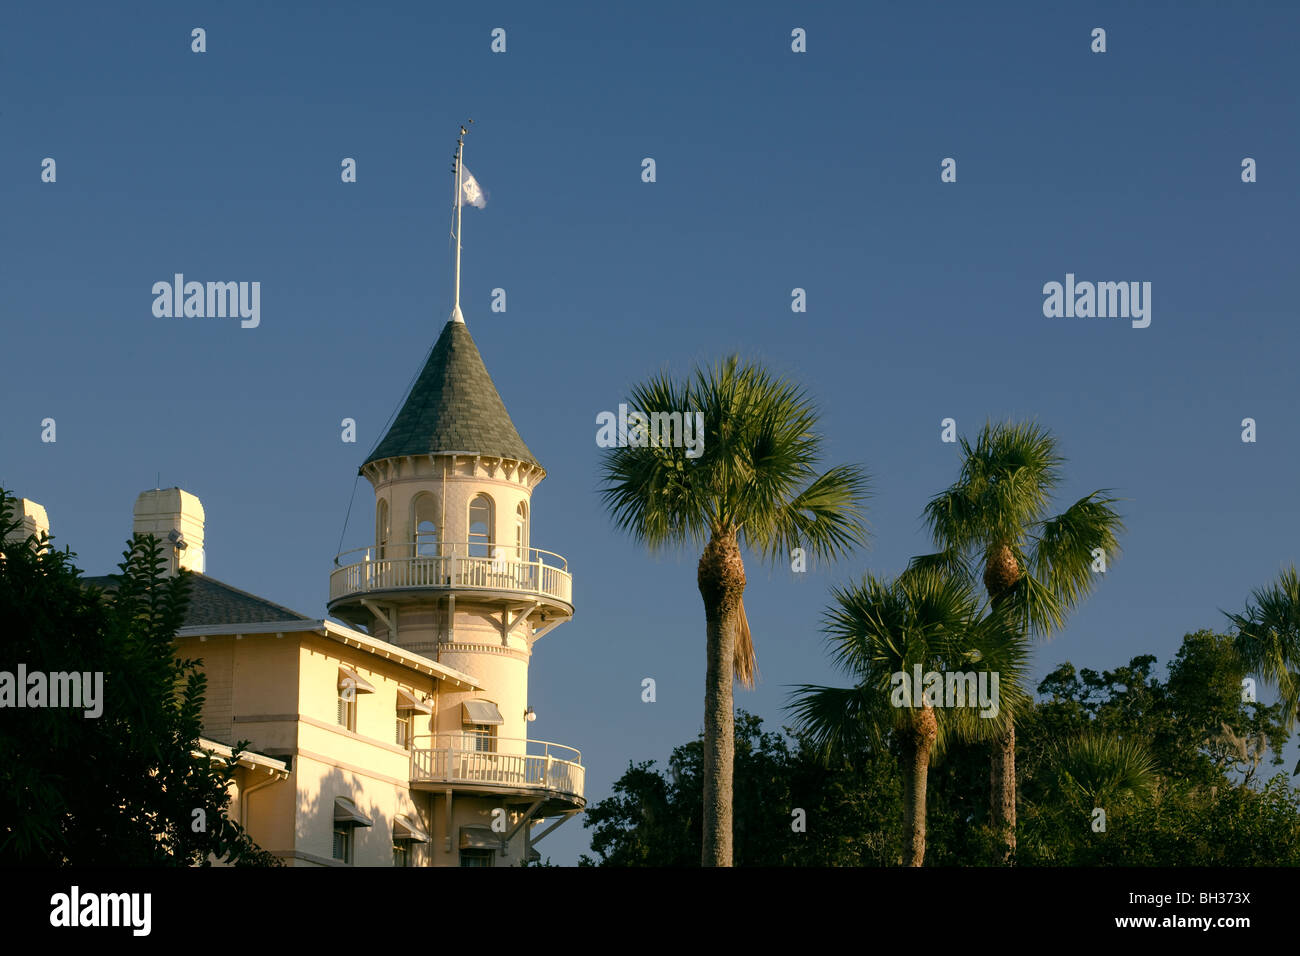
[376,499,389,559]
[515,502,528,561]
[412,493,439,557]
[468,494,494,557]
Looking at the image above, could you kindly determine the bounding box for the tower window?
[460,848,493,867]
[376,499,390,560]
[468,495,494,557]
[515,502,528,561]
[465,723,497,753]
[416,520,438,557]
[413,493,439,557]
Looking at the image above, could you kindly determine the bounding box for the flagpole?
[451,122,469,324]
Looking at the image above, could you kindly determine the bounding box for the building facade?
[13,314,582,867]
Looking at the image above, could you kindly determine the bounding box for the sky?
[3,2,1299,866]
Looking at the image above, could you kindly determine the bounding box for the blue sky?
[3,2,1298,865]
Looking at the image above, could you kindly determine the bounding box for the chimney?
[2,497,51,552]
[133,488,205,575]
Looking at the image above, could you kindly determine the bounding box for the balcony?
[409,735,585,807]
[329,542,573,609]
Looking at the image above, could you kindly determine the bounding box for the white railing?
[409,735,584,800]
[329,542,572,605]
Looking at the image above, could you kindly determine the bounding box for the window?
[466,723,496,753]
[393,813,432,859]
[332,797,371,864]
[460,848,493,867]
[397,689,432,748]
[336,666,373,732]
[376,499,390,560]
[416,520,438,557]
[515,502,528,561]
[337,693,356,731]
[413,493,439,557]
[333,826,352,863]
[468,494,494,557]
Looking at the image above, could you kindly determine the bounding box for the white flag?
[460,166,486,208]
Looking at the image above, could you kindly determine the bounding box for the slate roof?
[82,572,313,629]
[363,319,539,469]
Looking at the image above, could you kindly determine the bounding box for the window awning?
[397,689,433,714]
[338,666,375,695]
[459,825,500,850]
[462,700,504,725]
[334,797,372,827]
[393,814,432,843]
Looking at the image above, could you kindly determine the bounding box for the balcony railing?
[330,542,572,606]
[409,735,584,801]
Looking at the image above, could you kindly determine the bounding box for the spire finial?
[451,119,473,324]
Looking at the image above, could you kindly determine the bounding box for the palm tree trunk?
[899,735,915,865]
[985,546,1020,863]
[906,705,937,866]
[697,533,746,867]
[990,720,1017,860]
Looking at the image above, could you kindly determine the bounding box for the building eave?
[174,619,483,691]
[195,737,290,778]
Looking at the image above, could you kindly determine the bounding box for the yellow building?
[33,310,585,867]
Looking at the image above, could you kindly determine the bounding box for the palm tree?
[598,356,870,866]
[1226,564,1300,732]
[788,566,1031,865]
[912,421,1124,858]
[1041,733,1159,813]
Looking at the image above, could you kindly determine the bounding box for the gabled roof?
[82,572,312,628]
[363,319,539,469]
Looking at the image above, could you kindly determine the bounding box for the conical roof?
[364,320,539,468]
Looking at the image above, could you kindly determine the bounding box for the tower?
[328,318,574,747]
[326,127,580,863]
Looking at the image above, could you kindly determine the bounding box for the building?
[9,311,583,867]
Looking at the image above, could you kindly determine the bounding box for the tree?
[0,488,278,865]
[1016,632,1297,865]
[598,357,869,866]
[581,711,902,866]
[912,421,1123,858]
[787,566,1031,865]
[1227,564,1300,743]
[582,636,1300,866]
[1038,733,1158,815]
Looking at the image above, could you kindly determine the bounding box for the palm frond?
[784,683,888,763]
[1227,564,1300,728]
[1041,732,1159,810]
[792,566,1036,757]
[757,464,871,567]
[1029,491,1125,618]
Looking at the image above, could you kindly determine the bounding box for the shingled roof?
[83,572,313,629]
[363,319,539,469]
